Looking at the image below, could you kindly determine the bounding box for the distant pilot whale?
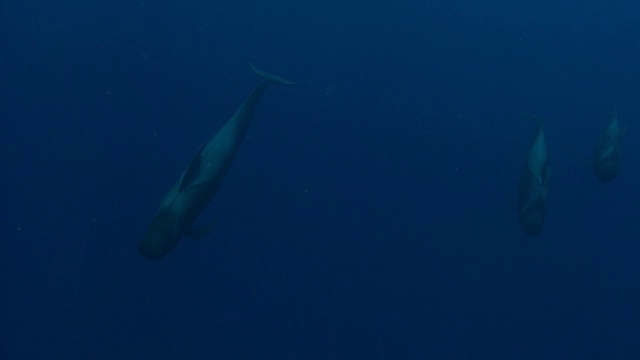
[139,64,294,260]
[592,112,624,183]
[517,114,550,236]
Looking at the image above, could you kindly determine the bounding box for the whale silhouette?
[139,64,294,260]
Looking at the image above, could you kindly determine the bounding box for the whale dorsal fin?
[179,143,207,192]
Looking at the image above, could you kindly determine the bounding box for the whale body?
[518,115,550,236]
[139,64,293,260]
[593,112,624,183]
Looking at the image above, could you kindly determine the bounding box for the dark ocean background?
[3,1,640,358]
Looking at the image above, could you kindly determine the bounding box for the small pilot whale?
[517,114,550,236]
[592,112,624,183]
[139,64,294,260]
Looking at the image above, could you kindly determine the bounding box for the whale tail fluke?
[249,63,296,85]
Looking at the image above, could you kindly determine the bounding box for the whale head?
[138,209,182,260]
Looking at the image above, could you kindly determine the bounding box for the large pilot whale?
[139,64,294,260]
[592,112,624,183]
[517,114,550,236]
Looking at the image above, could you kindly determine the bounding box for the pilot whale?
[139,64,294,260]
[592,112,624,183]
[518,114,550,236]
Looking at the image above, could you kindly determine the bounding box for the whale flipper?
[184,221,216,239]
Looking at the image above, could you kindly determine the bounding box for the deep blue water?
[3,1,640,358]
